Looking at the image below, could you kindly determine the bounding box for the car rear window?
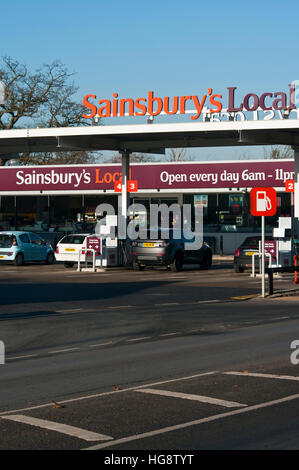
[0,234,15,248]
[59,235,86,245]
[242,236,273,246]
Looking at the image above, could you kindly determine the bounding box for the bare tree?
[19,150,98,166]
[263,145,294,160]
[0,56,97,165]
[167,148,195,162]
[109,153,155,163]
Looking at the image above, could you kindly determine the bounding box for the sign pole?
[262,215,265,297]
[250,187,277,298]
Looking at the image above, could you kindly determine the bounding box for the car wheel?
[45,252,55,265]
[133,261,144,271]
[14,253,24,266]
[200,252,212,270]
[234,265,245,273]
[170,254,183,272]
[64,262,75,268]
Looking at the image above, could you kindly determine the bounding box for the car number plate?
[65,248,76,252]
[143,243,155,247]
[245,251,257,256]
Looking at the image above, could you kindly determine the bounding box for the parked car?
[131,228,213,271]
[55,233,92,268]
[0,231,55,266]
[234,236,275,273]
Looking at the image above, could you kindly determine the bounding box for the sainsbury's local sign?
[0,160,294,194]
[82,84,298,122]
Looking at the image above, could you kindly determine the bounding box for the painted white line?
[127,337,152,342]
[1,414,113,442]
[6,354,37,361]
[108,305,132,309]
[84,393,299,450]
[271,316,289,320]
[197,300,219,304]
[225,371,299,381]
[136,388,247,408]
[56,309,82,313]
[155,303,180,306]
[88,341,113,348]
[0,371,218,417]
[159,332,179,337]
[48,348,80,354]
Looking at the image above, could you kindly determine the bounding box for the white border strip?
[84,393,299,450]
[136,388,247,408]
[0,371,218,417]
[225,371,299,381]
[1,414,113,442]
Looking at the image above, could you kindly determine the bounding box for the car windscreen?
[59,235,86,245]
[0,234,14,248]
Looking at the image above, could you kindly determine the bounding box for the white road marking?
[225,371,299,381]
[126,337,152,342]
[0,371,218,417]
[155,302,180,306]
[1,414,113,441]
[48,348,80,354]
[84,393,299,450]
[6,354,37,361]
[56,309,82,313]
[88,341,113,348]
[197,300,219,304]
[108,305,132,309]
[159,332,179,337]
[136,388,246,408]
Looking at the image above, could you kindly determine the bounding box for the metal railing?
[251,252,272,277]
[266,265,299,295]
[77,248,96,272]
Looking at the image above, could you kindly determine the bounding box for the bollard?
[0,341,4,365]
[268,270,273,295]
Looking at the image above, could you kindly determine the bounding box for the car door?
[28,232,47,261]
[18,233,34,261]
[182,229,197,263]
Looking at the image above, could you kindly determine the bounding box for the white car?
[55,233,92,268]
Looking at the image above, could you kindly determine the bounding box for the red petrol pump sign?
[250,187,277,298]
[250,187,277,216]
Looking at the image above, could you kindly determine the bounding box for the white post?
[262,215,265,297]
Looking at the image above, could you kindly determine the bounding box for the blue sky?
[1,0,299,160]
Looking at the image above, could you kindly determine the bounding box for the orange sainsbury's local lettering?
[82,90,222,120]
[82,85,297,121]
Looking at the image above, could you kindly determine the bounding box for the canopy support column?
[118,150,130,239]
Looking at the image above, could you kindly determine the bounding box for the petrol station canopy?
[1,119,299,155]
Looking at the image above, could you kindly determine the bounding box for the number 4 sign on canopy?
[114,180,138,193]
